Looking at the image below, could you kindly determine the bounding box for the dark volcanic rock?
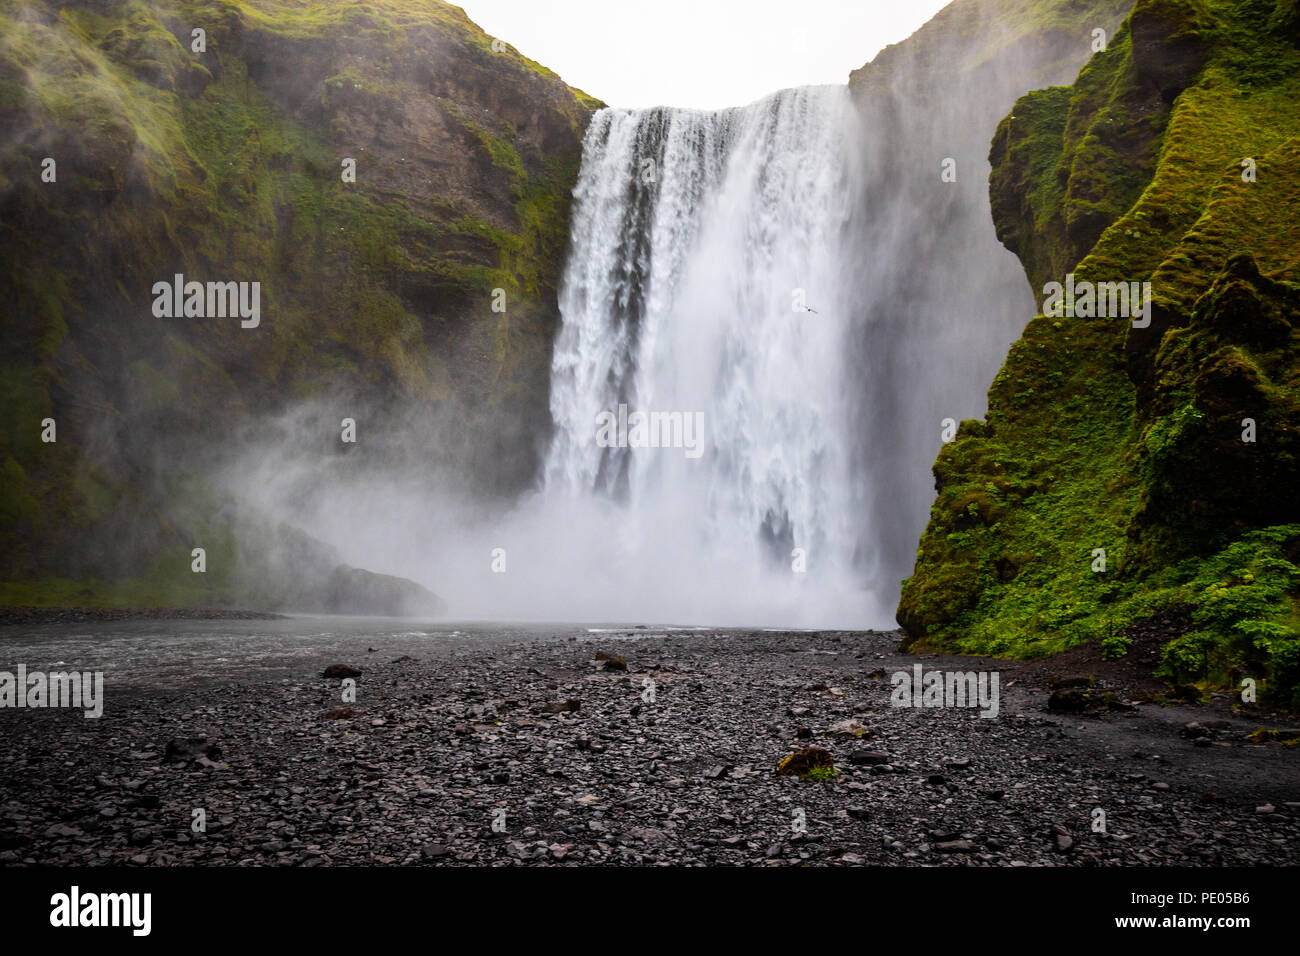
[535,699,581,714]
[935,839,974,853]
[163,738,221,764]
[849,750,891,766]
[322,707,362,720]
[322,665,362,680]
[3,626,1297,868]
[594,651,628,671]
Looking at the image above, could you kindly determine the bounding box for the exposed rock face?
[900,0,1300,708]
[1127,256,1300,570]
[838,0,1132,589]
[988,0,1213,298]
[0,0,601,604]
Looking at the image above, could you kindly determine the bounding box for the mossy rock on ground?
[776,746,835,778]
[901,0,1300,710]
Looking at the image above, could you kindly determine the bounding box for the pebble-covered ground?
[1,627,1297,866]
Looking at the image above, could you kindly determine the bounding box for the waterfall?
[539,86,881,626]
[225,81,1035,628]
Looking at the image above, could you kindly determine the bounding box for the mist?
[206,4,1123,628]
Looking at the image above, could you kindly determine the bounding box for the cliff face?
[0,0,601,606]
[839,0,1133,596]
[899,0,1300,706]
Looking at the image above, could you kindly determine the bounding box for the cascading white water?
[538,86,883,626]
[224,77,1037,627]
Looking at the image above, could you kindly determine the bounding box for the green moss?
[0,0,602,604]
[805,766,840,782]
[903,0,1300,707]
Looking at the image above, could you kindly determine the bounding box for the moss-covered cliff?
[0,0,601,606]
[899,0,1300,707]
[840,0,1133,589]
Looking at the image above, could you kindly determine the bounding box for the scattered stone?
[595,651,628,671]
[321,665,361,679]
[1246,728,1300,744]
[163,738,221,764]
[322,707,361,720]
[849,750,890,766]
[1050,825,1074,853]
[776,746,834,778]
[1047,676,1094,689]
[935,839,973,853]
[535,699,581,714]
[5,626,1295,869]
[1048,688,1089,712]
[828,718,870,737]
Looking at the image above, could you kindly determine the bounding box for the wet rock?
[1048,688,1089,712]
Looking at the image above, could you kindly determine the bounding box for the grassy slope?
[0,0,601,605]
[899,0,1300,707]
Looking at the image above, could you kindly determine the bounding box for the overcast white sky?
[457,0,952,109]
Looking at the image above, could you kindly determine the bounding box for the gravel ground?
[1,626,1297,866]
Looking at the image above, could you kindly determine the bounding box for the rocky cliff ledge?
[899,0,1300,708]
[0,0,601,608]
